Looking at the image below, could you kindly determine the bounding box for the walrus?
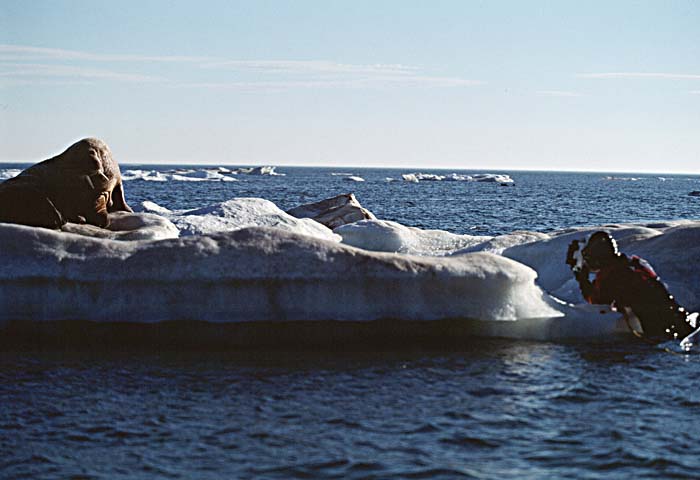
[0,138,132,229]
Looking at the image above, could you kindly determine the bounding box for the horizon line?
[0,158,698,177]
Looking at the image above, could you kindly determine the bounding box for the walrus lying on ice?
[0,138,132,229]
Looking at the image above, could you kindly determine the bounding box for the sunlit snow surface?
[2,192,699,341]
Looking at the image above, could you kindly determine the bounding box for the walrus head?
[37,138,133,228]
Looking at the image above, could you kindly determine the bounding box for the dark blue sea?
[2,165,700,479]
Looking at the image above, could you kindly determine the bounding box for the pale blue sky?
[1,0,699,172]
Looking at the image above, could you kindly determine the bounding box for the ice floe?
[2,193,700,343]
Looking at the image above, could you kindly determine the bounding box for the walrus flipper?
[0,179,66,229]
[108,181,132,213]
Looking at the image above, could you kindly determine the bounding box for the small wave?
[439,435,499,448]
[326,417,363,429]
[590,447,681,472]
[348,461,385,473]
[442,411,476,421]
[398,467,475,479]
[108,429,151,439]
[250,459,352,478]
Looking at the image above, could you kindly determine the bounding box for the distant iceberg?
[603,176,642,181]
[233,166,285,176]
[122,168,237,182]
[119,165,284,182]
[401,172,514,184]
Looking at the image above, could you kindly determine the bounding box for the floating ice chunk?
[121,169,169,182]
[400,172,514,183]
[0,169,22,181]
[151,197,340,241]
[335,219,489,256]
[415,173,445,181]
[122,168,237,182]
[603,176,641,181]
[172,170,237,182]
[233,166,285,176]
[141,201,172,215]
[287,193,376,228]
[445,173,469,181]
[473,174,514,183]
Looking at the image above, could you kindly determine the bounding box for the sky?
[0,0,699,172]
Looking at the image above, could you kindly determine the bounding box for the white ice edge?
[0,225,561,326]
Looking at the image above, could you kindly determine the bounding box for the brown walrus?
[0,138,132,229]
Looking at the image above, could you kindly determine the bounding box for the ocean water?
[2,165,700,479]
[119,166,700,235]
